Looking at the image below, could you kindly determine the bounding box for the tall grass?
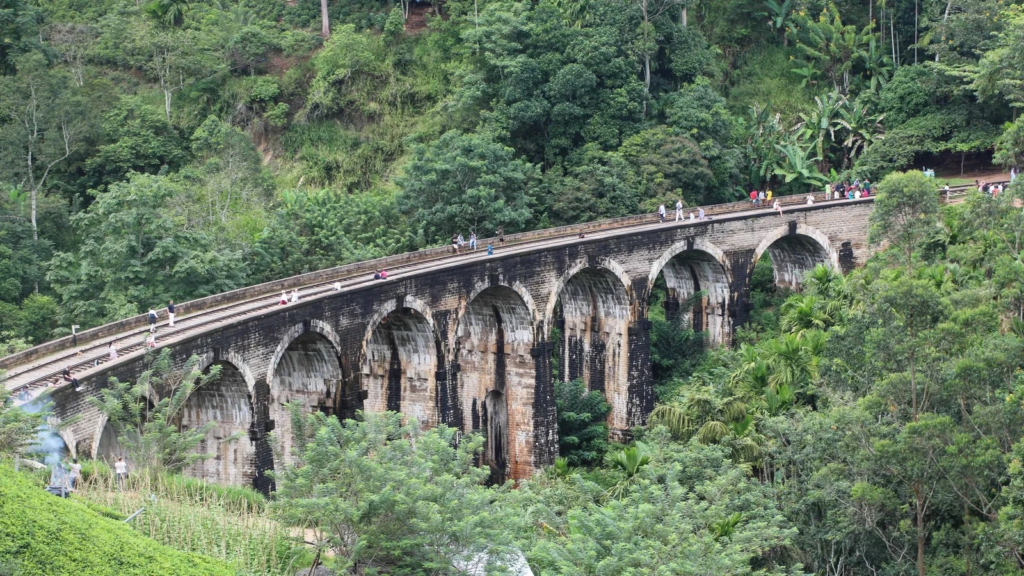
[75,469,305,576]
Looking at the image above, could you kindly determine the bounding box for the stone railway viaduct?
[4,197,875,492]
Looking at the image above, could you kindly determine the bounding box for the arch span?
[648,240,732,345]
[181,360,255,486]
[361,305,440,428]
[753,223,839,289]
[269,329,343,465]
[456,284,537,483]
[549,265,631,431]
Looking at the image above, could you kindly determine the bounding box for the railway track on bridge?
[1,181,995,401]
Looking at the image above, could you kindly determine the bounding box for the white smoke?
[22,396,68,468]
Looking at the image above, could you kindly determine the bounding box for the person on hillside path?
[148,308,157,332]
[279,291,288,305]
[658,204,666,223]
[167,301,175,326]
[66,457,82,491]
[469,232,477,251]
[115,457,128,491]
[675,200,684,221]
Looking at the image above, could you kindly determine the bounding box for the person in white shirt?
[675,200,684,221]
[807,195,815,205]
[115,457,128,490]
[689,211,695,221]
[698,208,705,220]
[658,204,666,223]
[290,289,299,303]
[333,281,342,291]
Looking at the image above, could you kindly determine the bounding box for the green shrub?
[0,462,234,576]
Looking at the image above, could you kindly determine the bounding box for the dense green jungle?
[3,0,1024,574]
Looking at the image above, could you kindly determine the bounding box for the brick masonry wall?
[48,199,875,490]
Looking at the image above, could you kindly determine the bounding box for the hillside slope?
[0,464,234,576]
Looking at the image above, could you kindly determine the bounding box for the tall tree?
[0,54,83,245]
[320,0,330,38]
[869,171,940,275]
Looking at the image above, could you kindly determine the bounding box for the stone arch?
[454,279,539,355]
[361,301,440,428]
[181,360,255,486]
[91,388,159,460]
[268,323,344,466]
[648,239,733,345]
[546,262,632,431]
[197,350,257,397]
[455,284,537,483]
[55,423,76,460]
[752,223,839,289]
[543,258,633,332]
[95,418,122,462]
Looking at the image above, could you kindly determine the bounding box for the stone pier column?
[531,340,558,471]
[250,378,276,496]
[625,319,654,429]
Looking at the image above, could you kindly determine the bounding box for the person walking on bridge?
[167,300,175,326]
[675,199,684,221]
[148,308,158,332]
[658,203,666,223]
[469,232,477,251]
[698,207,705,220]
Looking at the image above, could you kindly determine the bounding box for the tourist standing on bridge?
[279,291,288,305]
[109,341,118,360]
[758,190,766,207]
[469,232,477,251]
[658,203,666,223]
[167,301,175,326]
[496,226,505,246]
[749,190,757,205]
[675,199,684,221]
[290,289,299,303]
[689,211,695,221]
[698,207,705,220]
[148,308,158,332]
[766,189,773,203]
[1012,168,1017,182]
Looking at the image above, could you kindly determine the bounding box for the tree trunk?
[321,0,330,38]
[681,5,687,27]
[936,0,953,62]
[914,0,919,64]
[916,485,926,576]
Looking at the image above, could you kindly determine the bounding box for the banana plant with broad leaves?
[772,138,828,189]
[764,0,795,44]
[745,103,785,188]
[792,91,847,172]
[836,99,885,170]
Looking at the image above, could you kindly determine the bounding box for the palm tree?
[648,392,763,463]
[606,444,652,498]
[780,294,833,334]
[772,140,828,189]
[145,0,192,27]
